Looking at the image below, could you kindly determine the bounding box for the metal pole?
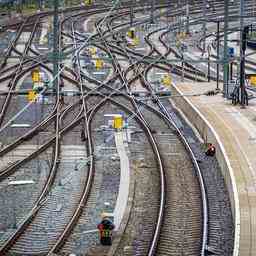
[53,0,59,91]
[150,0,155,24]
[230,62,233,80]
[223,0,229,98]
[182,53,184,82]
[186,1,189,34]
[208,56,210,82]
[202,0,207,52]
[130,0,133,27]
[238,0,244,80]
[240,26,248,107]
[216,20,220,89]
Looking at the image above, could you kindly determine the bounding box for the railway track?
[0,1,244,255]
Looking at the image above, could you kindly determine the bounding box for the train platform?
[170,81,256,256]
[113,131,130,230]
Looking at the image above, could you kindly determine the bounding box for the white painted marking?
[82,229,98,234]
[93,71,105,75]
[10,124,31,128]
[8,180,34,185]
[155,72,167,75]
[113,131,130,230]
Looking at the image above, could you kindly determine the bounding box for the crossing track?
[0,0,250,255]
[90,9,207,256]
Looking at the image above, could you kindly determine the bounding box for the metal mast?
[186,1,189,34]
[202,0,207,52]
[223,0,229,97]
[239,0,246,106]
[150,0,155,23]
[239,0,244,62]
[130,0,134,26]
[238,0,244,81]
[53,0,59,91]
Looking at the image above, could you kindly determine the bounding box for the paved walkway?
[113,130,130,230]
[171,81,256,256]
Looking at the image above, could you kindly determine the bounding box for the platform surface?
[113,131,130,230]
[173,82,256,256]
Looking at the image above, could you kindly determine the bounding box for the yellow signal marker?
[85,0,93,5]
[176,40,181,48]
[250,75,256,86]
[95,59,103,70]
[113,115,123,129]
[127,29,135,39]
[162,74,172,87]
[89,47,97,55]
[27,90,38,102]
[32,69,40,83]
[133,37,140,46]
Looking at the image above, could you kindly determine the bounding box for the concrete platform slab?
[170,81,256,256]
[113,131,130,230]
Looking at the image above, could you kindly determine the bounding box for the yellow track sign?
[89,47,97,55]
[95,59,103,70]
[27,90,37,102]
[176,40,181,48]
[127,29,135,39]
[162,74,172,87]
[250,75,256,86]
[114,115,123,129]
[32,69,40,83]
[180,32,186,39]
[133,37,140,46]
[85,0,93,5]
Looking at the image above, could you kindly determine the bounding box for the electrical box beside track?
[31,68,40,83]
[162,74,172,87]
[247,74,256,86]
[27,90,38,102]
[95,59,104,70]
[85,0,93,5]
[113,115,123,129]
[127,28,135,39]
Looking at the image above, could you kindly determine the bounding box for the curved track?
[0,1,245,255]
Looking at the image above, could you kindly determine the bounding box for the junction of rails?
[0,1,255,255]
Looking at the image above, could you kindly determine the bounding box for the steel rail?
[104,6,208,255]
[0,15,62,254]
[95,17,165,256]
[0,17,42,127]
